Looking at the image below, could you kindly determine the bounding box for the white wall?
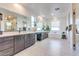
[0,3,30,16]
[0,3,31,31]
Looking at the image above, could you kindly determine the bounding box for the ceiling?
[21,3,71,18]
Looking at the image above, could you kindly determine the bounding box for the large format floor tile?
[14,38,79,56]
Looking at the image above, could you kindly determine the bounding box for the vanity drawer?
[14,35,25,53]
[25,34,30,42]
[25,42,31,48]
[4,37,14,41]
[0,40,13,51]
[0,48,13,56]
[0,37,14,43]
[25,34,35,48]
[25,41,35,48]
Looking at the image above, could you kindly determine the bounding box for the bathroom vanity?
[0,8,49,56]
[0,31,48,56]
[36,31,48,41]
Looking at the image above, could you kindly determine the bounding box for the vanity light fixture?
[8,16,11,18]
[0,13,3,21]
[5,17,7,20]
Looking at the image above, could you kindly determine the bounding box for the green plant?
[46,25,50,31]
[42,24,50,31]
[66,25,72,31]
[42,25,45,30]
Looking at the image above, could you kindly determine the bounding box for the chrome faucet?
[19,28,21,33]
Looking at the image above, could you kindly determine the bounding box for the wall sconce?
[0,13,3,21]
[5,15,16,20]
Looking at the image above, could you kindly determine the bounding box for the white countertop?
[0,31,49,37]
[0,31,35,37]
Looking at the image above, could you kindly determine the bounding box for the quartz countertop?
[0,31,35,37]
[0,31,49,37]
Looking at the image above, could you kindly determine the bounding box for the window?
[31,16,35,27]
[51,19,60,31]
[31,16,36,27]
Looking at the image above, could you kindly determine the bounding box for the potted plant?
[66,24,72,31]
[42,24,50,31]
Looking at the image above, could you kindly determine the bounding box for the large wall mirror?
[0,8,31,32]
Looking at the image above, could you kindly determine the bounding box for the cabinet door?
[25,34,35,48]
[45,32,48,38]
[25,34,31,48]
[42,32,48,39]
[29,34,35,46]
[20,35,25,49]
[44,32,48,39]
[37,33,42,41]
[14,35,25,53]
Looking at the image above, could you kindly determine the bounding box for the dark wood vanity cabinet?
[14,35,25,54]
[42,32,48,39]
[29,34,35,45]
[0,33,36,56]
[25,34,35,48]
[0,37,14,56]
[37,32,48,41]
[25,34,30,48]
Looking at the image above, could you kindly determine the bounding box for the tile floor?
[14,38,79,56]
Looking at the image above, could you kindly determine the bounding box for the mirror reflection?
[4,15,17,31]
[0,8,30,32]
